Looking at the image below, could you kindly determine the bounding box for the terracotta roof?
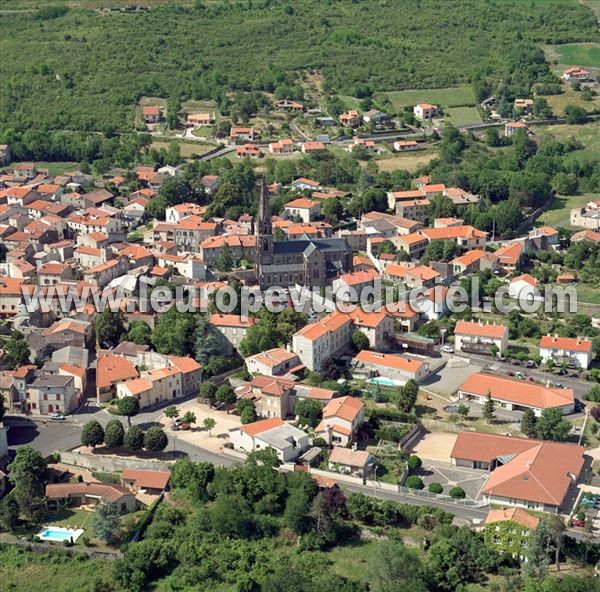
[459,372,574,409]
[335,269,380,286]
[46,482,133,503]
[485,508,539,530]
[121,469,170,490]
[451,249,487,267]
[455,320,507,339]
[241,418,285,437]
[96,354,138,389]
[420,225,487,241]
[168,355,202,373]
[209,313,256,328]
[285,198,318,209]
[322,395,364,423]
[328,446,372,467]
[246,347,298,368]
[510,273,539,286]
[291,177,320,187]
[493,242,522,265]
[539,335,592,353]
[354,350,425,374]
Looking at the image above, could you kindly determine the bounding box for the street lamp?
[440,328,447,349]
[373,465,378,498]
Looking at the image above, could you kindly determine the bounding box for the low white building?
[284,198,321,223]
[508,274,539,300]
[229,418,309,463]
[352,350,430,384]
[413,103,438,120]
[539,335,593,369]
[245,348,303,377]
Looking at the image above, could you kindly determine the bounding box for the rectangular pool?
[37,526,84,543]
[367,377,404,387]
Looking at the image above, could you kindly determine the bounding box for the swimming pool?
[37,526,84,543]
[367,377,403,387]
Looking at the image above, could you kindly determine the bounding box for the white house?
[284,198,321,223]
[315,396,365,446]
[508,274,540,300]
[229,418,309,463]
[539,335,593,369]
[454,320,508,355]
[245,348,303,377]
[414,103,438,120]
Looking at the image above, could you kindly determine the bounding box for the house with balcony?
[454,320,508,355]
[539,335,593,369]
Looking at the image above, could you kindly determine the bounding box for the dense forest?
[0,0,597,136]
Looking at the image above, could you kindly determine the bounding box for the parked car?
[511,360,522,366]
[526,360,536,368]
[49,413,66,420]
[506,371,514,376]
[441,345,454,353]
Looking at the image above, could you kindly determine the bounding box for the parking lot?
[417,462,489,501]
[422,356,483,398]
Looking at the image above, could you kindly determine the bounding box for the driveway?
[422,356,483,398]
[417,462,489,501]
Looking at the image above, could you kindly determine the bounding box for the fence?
[60,450,172,473]
[396,485,489,508]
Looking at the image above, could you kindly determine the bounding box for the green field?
[11,161,79,175]
[536,122,600,161]
[381,85,477,111]
[539,193,595,227]
[442,105,482,125]
[553,42,600,67]
[576,284,600,305]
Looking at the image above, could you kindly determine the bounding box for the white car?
[441,345,454,353]
[49,413,66,420]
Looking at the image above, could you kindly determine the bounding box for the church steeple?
[257,177,272,237]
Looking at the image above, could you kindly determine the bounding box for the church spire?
[257,177,272,236]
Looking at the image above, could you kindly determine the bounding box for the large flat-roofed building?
[457,372,575,416]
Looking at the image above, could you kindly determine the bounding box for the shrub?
[405,476,424,490]
[407,455,422,472]
[449,486,466,499]
[428,482,443,494]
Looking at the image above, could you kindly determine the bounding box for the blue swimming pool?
[37,526,84,542]
[367,377,403,387]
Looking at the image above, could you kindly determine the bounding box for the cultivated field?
[381,85,477,111]
[151,140,212,157]
[376,150,438,173]
[547,42,600,67]
[440,106,482,126]
[543,85,600,115]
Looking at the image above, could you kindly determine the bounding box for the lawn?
[375,150,438,173]
[12,161,78,175]
[441,106,482,126]
[537,192,596,227]
[576,284,600,305]
[327,540,394,584]
[543,84,600,115]
[381,85,477,112]
[0,545,121,592]
[552,42,600,67]
[151,140,212,158]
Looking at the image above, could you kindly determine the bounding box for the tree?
[104,419,125,448]
[351,330,370,352]
[532,97,552,119]
[586,384,600,403]
[200,380,218,401]
[4,331,31,369]
[449,486,466,499]
[144,427,168,452]
[456,403,470,419]
[283,486,312,534]
[181,411,196,426]
[483,394,495,423]
[398,379,418,413]
[405,475,424,490]
[552,171,578,195]
[127,320,152,346]
[536,408,571,441]
[0,496,20,532]
[294,399,322,427]
[321,198,343,222]
[320,358,340,382]
[591,406,600,422]
[117,396,140,427]
[164,405,180,426]
[216,384,236,406]
[368,541,428,592]
[215,243,233,272]
[92,502,121,545]
[124,425,144,450]
[564,105,587,125]
[151,308,197,356]
[81,420,104,449]
[407,455,422,472]
[203,417,216,435]
[240,406,257,425]
[194,316,226,365]
[521,408,538,438]
[8,446,47,520]
[96,308,126,347]
[529,515,565,573]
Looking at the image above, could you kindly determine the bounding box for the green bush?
[449,486,466,499]
[428,482,443,494]
[405,476,424,490]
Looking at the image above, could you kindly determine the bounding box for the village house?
[508,273,539,300]
[121,469,171,495]
[269,138,294,154]
[209,313,256,354]
[284,198,321,223]
[451,249,493,278]
[143,105,162,124]
[419,225,487,249]
[393,140,422,152]
[332,269,380,300]
[454,320,508,355]
[339,110,361,127]
[46,483,137,514]
[236,144,262,159]
[301,141,325,154]
[274,100,304,112]
[384,263,440,289]
[290,177,322,192]
[451,432,584,512]
[413,103,438,119]
[539,335,593,369]
[484,508,539,561]
[315,396,365,446]
[362,109,390,124]
[186,112,215,127]
[229,127,258,143]
[492,242,523,272]
[328,447,376,476]
[26,373,79,416]
[96,354,139,403]
[199,234,257,267]
[457,372,575,416]
[395,233,429,259]
[514,98,534,114]
[349,138,377,153]
[505,121,528,137]
[562,66,591,81]
[229,418,309,463]
[245,348,303,377]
